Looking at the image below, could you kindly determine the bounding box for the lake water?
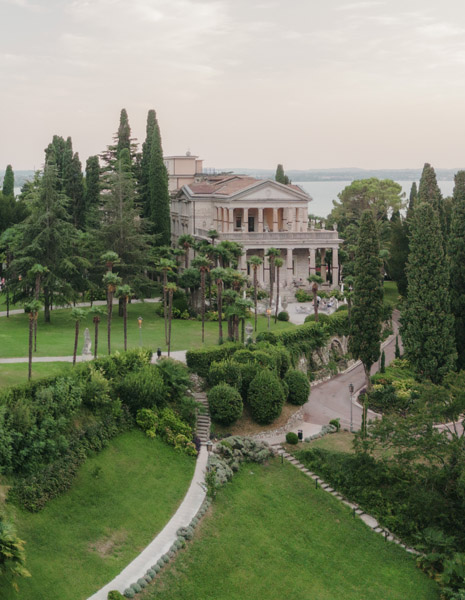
[298,180,456,218]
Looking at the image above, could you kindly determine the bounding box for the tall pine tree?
[401,202,456,382]
[449,171,465,370]
[2,165,14,197]
[101,109,137,168]
[84,155,100,228]
[349,210,383,390]
[139,109,156,219]
[148,115,171,246]
[418,162,446,242]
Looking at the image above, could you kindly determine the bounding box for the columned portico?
[320,248,327,283]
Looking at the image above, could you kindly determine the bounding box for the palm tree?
[266,247,280,311]
[307,274,323,322]
[208,229,219,246]
[24,300,41,380]
[165,282,177,357]
[247,255,263,331]
[71,308,87,366]
[28,263,48,352]
[89,306,106,359]
[157,258,176,344]
[274,257,284,323]
[211,267,227,343]
[101,250,119,272]
[103,272,121,354]
[223,289,239,340]
[116,284,132,351]
[178,234,194,269]
[192,255,211,343]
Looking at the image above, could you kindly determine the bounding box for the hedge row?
[185,342,241,377]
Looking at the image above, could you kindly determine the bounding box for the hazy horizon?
[2,0,465,171]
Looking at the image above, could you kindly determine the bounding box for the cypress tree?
[418,162,446,241]
[349,210,383,390]
[407,181,417,219]
[64,151,85,229]
[101,109,137,169]
[400,202,456,383]
[148,116,171,246]
[387,214,409,296]
[2,165,14,197]
[85,155,100,211]
[449,171,465,370]
[139,109,157,219]
[275,164,290,185]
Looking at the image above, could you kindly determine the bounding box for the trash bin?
[298,430,303,441]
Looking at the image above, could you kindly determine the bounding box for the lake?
[298,180,456,218]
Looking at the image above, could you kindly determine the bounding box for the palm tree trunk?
[217,280,223,342]
[241,318,245,343]
[34,313,38,352]
[163,272,168,344]
[313,289,319,322]
[28,313,33,380]
[275,267,280,323]
[168,291,173,357]
[107,289,113,354]
[94,319,99,359]
[73,320,79,366]
[201,269,205,343]
[123,297,128,351]
[253,268,258,332]
[44,288,51,323]
[269,258,274,310]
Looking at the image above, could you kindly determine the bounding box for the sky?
[2,0,465,171]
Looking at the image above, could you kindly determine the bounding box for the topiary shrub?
[108,591,125,600]
[116,365,166,415]
[123,589,135,598]
[284,369,310,405]
[248,370,286,424]
[130,583,142,593]
[231,349,255,364]
[304,313,331,324]
[207,360,242,390]
[207,384,243,425]
[286,431,299,444]
[236,362,259,402]
[277,311,290,321]
[255,331,278,344]
[137,578,147,588]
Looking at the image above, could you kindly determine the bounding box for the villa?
[166,153,343,292]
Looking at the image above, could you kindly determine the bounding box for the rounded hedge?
[248,370,286,424]
[207,360,242,390]
[277,311,290,321]
[286,431,299,444]
[284,369,310,405]
[236,362,260,402]
[207,383,243,425]
[255,331,277,344]
[304,313,331,324]
[108,592,125,600]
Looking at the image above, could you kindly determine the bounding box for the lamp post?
[138,316,143,346]
[266,307,271,330]
[349,382,354,433]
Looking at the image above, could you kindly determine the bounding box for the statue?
[82,327,92,361]
[333,222,338,231]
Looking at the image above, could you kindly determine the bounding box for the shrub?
[186,343,241,377]
[236,362,259,402]
[286,432,299,444]
[230,349,255,364]
[130,583,142,593]
[123,589,135,598]
[136,408,158,438]
[277,311,290,321]
[116,366,166,415]
[255,331,278,344]
[329,418,340,432]
[248,371,286,424]
[284,369,310,405]
[207,360,242,390]
[157,407,194,452]
[207,384,243,425]
[108,591,125,600]
[304,313,331,324]
[295,289,312,302]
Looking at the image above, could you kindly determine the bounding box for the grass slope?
[142,459,438,600]
[0,362,72,388]
[0,303,294,358]
[1,430,195,600]
[383,281,399,307]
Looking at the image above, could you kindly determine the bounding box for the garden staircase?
[193,392,211,444]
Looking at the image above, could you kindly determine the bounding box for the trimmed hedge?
[186,342,241,377]
[207,384,243,425]
[116,365,166,415]
[284,369,310,405]
[248,370,286,424]
[207,360,242,390]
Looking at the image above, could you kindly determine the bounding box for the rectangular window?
[236,216,242,229]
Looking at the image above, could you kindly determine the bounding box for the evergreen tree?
[99,148,151,296]
[449,171,465,370]
[148,115,171,245]
[44,135,68,188]
[101,108,137,168]
[2,164,14,197]
[64,151,85,229]
[401,202,456,383]
[407,181,417,219]
[348,210,383,390]
[418,162,446,241]
[387,213,409,296]
[275,164,290,185]
[139,109,156,219]
[84,155,100,226]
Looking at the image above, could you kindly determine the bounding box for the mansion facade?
[166,154,342,292]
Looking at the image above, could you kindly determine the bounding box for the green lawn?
[0,362,73,388]
[1,430,195,600]
[383,281,399,307]
[0,303,294,358]
[0,293,20,312]
[141,459,438,600]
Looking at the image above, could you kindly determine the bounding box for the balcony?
[194,228,342,247]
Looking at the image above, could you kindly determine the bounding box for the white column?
[272,208,278,232]
[286,247,293,285]
[228,208,234,232]
[243,207,248,231]
[332,247,339,288]
[258,208,264,233]
[309,248,316,275]
[320,248,327,283]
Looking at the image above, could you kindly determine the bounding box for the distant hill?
[219,167,463,182]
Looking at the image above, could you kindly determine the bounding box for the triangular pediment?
[228,180,310,203]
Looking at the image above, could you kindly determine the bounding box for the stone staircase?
[193,392,211,444]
